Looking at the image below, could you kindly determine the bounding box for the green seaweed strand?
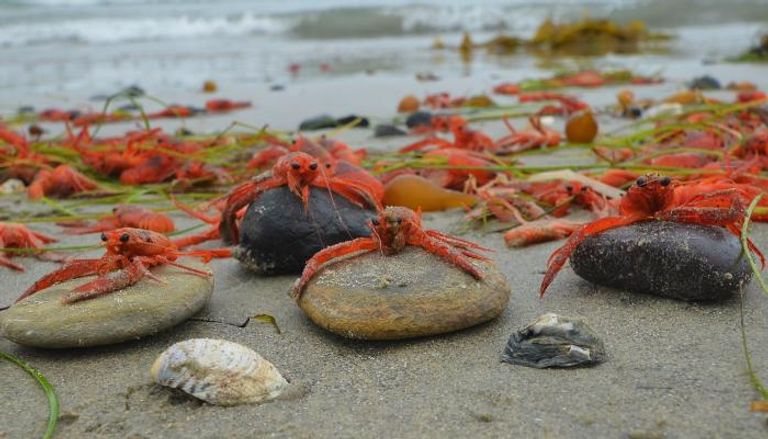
[738,194,768,402]
[0,351,59,438]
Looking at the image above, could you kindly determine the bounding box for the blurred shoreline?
[0,0,766,101]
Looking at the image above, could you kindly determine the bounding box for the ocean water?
[0,0,766,97]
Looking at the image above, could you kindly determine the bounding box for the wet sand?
[2,64,768,438]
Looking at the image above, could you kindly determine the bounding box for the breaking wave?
[0,0,766,47]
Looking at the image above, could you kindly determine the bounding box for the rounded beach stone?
[298,114,338,131]
[235,186,376,275]
[0,259,213,348]
[570,221,751,301]
[297,246,511,340]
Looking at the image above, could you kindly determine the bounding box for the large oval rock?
[570,221,751,301]
[0,259,213,348]
[297,246,511,340]
[235,186,376,275]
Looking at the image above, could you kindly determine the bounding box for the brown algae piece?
[383,175,477,212]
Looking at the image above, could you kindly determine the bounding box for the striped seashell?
[150,338,288,406]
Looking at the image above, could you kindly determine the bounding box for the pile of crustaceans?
[2,68,768,410]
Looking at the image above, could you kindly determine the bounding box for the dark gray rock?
[298,114,338,131]
[688,75,721,90]
[405,111,432,129]
[570,221,752,301]
[374,124,407,137]
[235,186,376,275]
[502,313,605,368]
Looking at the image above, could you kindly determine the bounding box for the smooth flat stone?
[298,246,511,340]
[236,186,376,275]
[570,221,752,301]
[0,259,213,348]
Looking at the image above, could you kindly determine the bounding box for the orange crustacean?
[16,228,227,304]
[539,174,765,297]
[291,206,491,299]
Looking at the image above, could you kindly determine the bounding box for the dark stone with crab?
[235,186,376,275]
[569,220,752,301]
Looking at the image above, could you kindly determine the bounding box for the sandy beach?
[2,200,768,438]
[1,68,768,437]
[2,0,768,437]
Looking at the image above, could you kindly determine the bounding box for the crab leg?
[504,220,583,248]
[154,255,219,275]
[540,215,641,297]
[0,255,24,271]
[408,230,487,280]
[29,230,58,244]
[171,226,221,249]
[62,258,153,304]
[0,236,22,271]
[291,238,378,299]
[424,229,492,254]
[399,137,454,153]
[219,178,282,244]
[16,258,103,302]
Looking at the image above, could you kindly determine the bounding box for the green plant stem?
[739,194,768,402]
[0,351,59,439]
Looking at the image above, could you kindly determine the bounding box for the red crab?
[0,223,60,271]
[247,135,366,170]
[291,206,491,298]
[400,116,495,153]
[170,197,226,250]
[495,116,561,154]
[504,219,583,247]
[218,151,381,244]
[0,125,49,184]
[27,164,100,199]
[59,205,175,234]
[15,227,224,304]
[539,174,765,297]
[518,92,589,116]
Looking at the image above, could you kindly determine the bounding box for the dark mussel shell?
[502,313,605,368]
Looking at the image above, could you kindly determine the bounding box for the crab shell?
[150,338,288,406]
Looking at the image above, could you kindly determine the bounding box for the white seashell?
[0,178,25,194]
[150,338,288,406]
[644,103,683,118]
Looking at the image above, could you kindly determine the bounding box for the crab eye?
[291,162,301,170]
[120,233,130,242]
[112,207,118,213]
[101,233,107,242]
[565,185,573,193]
[636,176,647,187]
[325,163,332,169]
[309,162,318,171]
[660,176,671,186]
[371,218,380,226]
